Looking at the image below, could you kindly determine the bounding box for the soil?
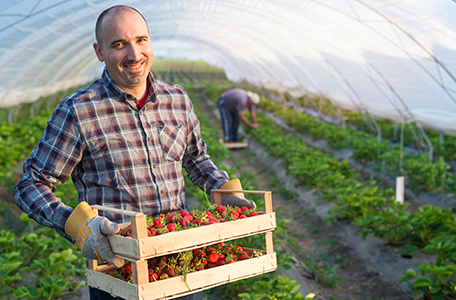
[194,90,413,300]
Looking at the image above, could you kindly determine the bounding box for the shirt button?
[147,137,151,141]
[160,190,164,194]
[153,165,156,169]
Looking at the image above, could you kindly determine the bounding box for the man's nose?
[127,44,142,61]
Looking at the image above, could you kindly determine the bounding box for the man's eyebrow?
[109,39,126,47]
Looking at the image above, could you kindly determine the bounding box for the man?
[218,88,260,142]
[14,5,254,300]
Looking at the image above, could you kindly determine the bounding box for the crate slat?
[108,212,276,260]
[87,252,277,300]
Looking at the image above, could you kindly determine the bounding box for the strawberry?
[121,265,131,276]
[216,204,227,214]
[236,207,242,214]
[180,210,188,217]
[215,258,225,266]
[240,214,247,219]
[149,228,159,236]
[239,253,250,260]
[208,252,219,263]
[207,263,217,268]
[241,206,249,212]
[230,209,239,219]
[167,223,176,232]
[249,212,258,217]
[227,259,235,264]
[167,269,175,277]
[236,246,244,253]
[153,218,162,226]
[180,218,188,228]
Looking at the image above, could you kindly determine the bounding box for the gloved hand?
[220,179,257,209]
[65,202,124,268]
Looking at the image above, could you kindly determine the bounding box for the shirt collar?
[101,67,156,102]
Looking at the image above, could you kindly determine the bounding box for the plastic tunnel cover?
[1,0,456,135]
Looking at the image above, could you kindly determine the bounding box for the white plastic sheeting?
[2,1,456,134]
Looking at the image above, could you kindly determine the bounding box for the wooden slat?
[87,269,138,300]
[91,205,144,217]
[88,251,277,300]
[264,192,273,214]
[140,252,277,299]
[132,260,148,286]
[131,214,147,240]
[109,212,276,260]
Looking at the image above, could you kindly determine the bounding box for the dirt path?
[194,90,412,300]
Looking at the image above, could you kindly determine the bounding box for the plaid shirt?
[14,69,229,242]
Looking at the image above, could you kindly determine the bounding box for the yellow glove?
[220,179,256,209]
[65,202,124,268]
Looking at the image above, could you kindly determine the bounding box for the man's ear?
[93,42,104,62]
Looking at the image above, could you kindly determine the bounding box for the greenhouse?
[1,1,455,300]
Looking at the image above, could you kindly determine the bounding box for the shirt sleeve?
[182,94,229,195]
[13,101,83,242]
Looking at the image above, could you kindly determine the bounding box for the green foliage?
[258,96,453,193]
[238,275,313,299]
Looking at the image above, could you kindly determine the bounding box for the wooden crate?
[87,249,277,300]
[92,190,276,261]
[219,138,249,149]
[87,189,277,299]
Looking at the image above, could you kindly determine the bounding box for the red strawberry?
[167,223,176,232]
[167,269,175,277]
[216,205,227,214]
[180,218,188,228]
[240,214,247,219]
[153,218,162,226]
[149,259,158,267]
[121,265,131,276]
[241,206,249,212]
[207,263,217,268]
[230,210,239,219]
[149,228,159,236]
[236,246,244,253]
[249,212,258,217]
[239,253,250,260]
[215,258,225,266]
[227,259,235,264]
[180,210,188,217]
[194,218,202,225]
[236,207,242,214]
[208,252,219,263]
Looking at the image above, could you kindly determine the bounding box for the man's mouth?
[124,61,144,72]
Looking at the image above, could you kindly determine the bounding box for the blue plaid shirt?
[14,69,229,242]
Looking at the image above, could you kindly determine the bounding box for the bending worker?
[14,5,255,300]
[218,88,260,142]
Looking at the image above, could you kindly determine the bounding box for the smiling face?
[93,8,153,97]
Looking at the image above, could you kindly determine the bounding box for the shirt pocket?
[157,123,186,161]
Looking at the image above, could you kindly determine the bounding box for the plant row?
[244,111,456,299]
[291,96,456,164]
[256,96,452,193]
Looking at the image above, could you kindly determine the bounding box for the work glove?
[220,179,257,210]
[65,202,125,268]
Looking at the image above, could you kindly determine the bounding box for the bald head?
[95,5,148,49]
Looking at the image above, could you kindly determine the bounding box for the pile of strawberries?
[117,204,260,238]
[108,242,263,283]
